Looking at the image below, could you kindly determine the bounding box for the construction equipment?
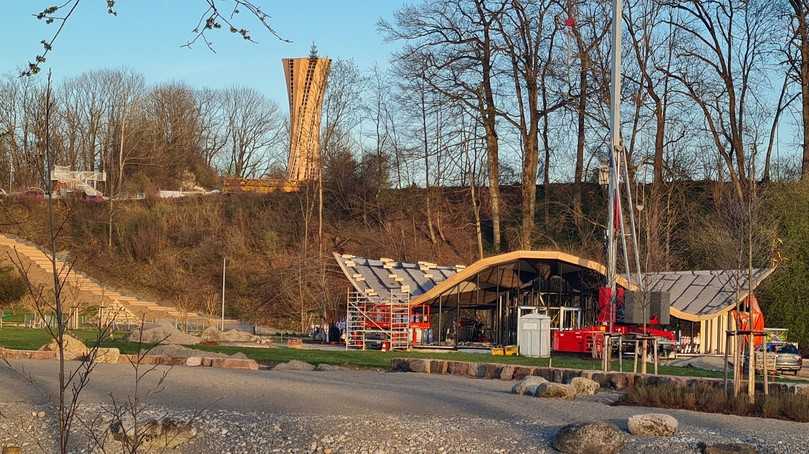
[345,290,410,351]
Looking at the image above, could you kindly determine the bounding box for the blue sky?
[2,1,404,107]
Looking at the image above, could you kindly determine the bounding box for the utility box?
[517,313,551,358]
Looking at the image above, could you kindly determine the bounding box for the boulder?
[500,365,516,380]
[273,360,315,371]
[185,356,202,367]
[553,422,626,454]
[569,377,600,395]
[536,382,577,400]
[511,376,548,396]
[129,321,201,345]
[94,347,120,364]
[110,416,196,450]
[200,326,221,342]
[627,413,678,437]
[700,442,757,454]
[408,359,429,373]
[39,334,88,360]
[315,363,346,371]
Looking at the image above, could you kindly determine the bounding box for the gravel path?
[0,359,807,453]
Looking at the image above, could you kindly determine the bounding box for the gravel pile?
[1,403,801,454]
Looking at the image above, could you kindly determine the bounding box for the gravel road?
[0,359,806,453]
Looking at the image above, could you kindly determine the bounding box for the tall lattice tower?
[283,45,331,181]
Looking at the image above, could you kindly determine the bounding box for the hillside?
[0,181,807,351]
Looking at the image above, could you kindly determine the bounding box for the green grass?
[0,326,790,382]
[0,326,142,353]
[191,343,726,378]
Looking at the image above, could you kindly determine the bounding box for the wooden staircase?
[0,233,215,328]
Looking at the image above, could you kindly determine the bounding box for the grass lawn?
[0,326,143,353]
[0,326,794,382]
[191,344,726,379]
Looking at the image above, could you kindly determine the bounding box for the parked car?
[748,342,803,375]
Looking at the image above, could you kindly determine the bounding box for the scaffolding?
[346,290,410,351]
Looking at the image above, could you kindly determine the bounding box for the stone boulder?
[39,334,88,360]
[185,356,202,367]
[511,376,548,396]
[536,382,577,400]
[569,377,600,395]
[700,443,757,454]
[110,416,196,450]
[315,363,346,371]
[129,321,201,345]
[553,422,626,454]
[202,327,259,343]
[94,347,120,364]
[273,360,315,371]
[627,413,678,437]
[500,365,516,380]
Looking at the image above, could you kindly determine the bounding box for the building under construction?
[334,251,773,355]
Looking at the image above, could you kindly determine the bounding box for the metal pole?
[606,0,624,334]
[221,256,226,331]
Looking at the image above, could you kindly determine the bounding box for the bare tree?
[497,0,568,249]
[221,87,284,178]
[24,1,288,76]
[381,0,507,253]
[665,0,777,200]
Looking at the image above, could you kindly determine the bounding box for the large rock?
[94,347,120,364]
[202,327,259,343]
[536,382,577,400]
[273,360,315,371]
[129,321,201,345]
[627,413,678,437]
[553,422,626,454]
[110,416,196,450]
[700,442,757,454]
[511,376,548,396]
[569,377,600,395]
[500,365,516,380]
[39,334,88,360]
[315,363,345,371]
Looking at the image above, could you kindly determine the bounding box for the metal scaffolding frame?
[345,290,410,351]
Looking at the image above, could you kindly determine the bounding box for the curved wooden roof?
[408,250,636,306]
[334,250,774,321]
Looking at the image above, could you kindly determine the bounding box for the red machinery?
[553,286,675,354]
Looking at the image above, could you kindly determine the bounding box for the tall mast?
[606,0,624,332]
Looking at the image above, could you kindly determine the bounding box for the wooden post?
[641,339,647,375]
[723,331,730,395]
[619,335,623,372]
[747,333,755,402]
[762,345,769,396]
[733,336,741,396]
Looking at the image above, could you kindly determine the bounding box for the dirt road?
[0,360,805,453]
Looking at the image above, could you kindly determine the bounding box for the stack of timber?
[223,177,300,194]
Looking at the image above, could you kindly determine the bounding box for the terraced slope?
[0,233,214,327]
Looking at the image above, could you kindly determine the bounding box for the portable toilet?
[517,313,551,358]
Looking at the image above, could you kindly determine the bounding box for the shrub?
[618,383,809,422]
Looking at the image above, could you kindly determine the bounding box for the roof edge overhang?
[670,267,776,322]
[408,250,635,307]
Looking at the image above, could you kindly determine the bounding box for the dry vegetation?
[619,383,809,423]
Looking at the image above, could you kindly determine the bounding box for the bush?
[618,383,809,422]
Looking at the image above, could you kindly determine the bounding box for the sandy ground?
[1,359,807,453]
